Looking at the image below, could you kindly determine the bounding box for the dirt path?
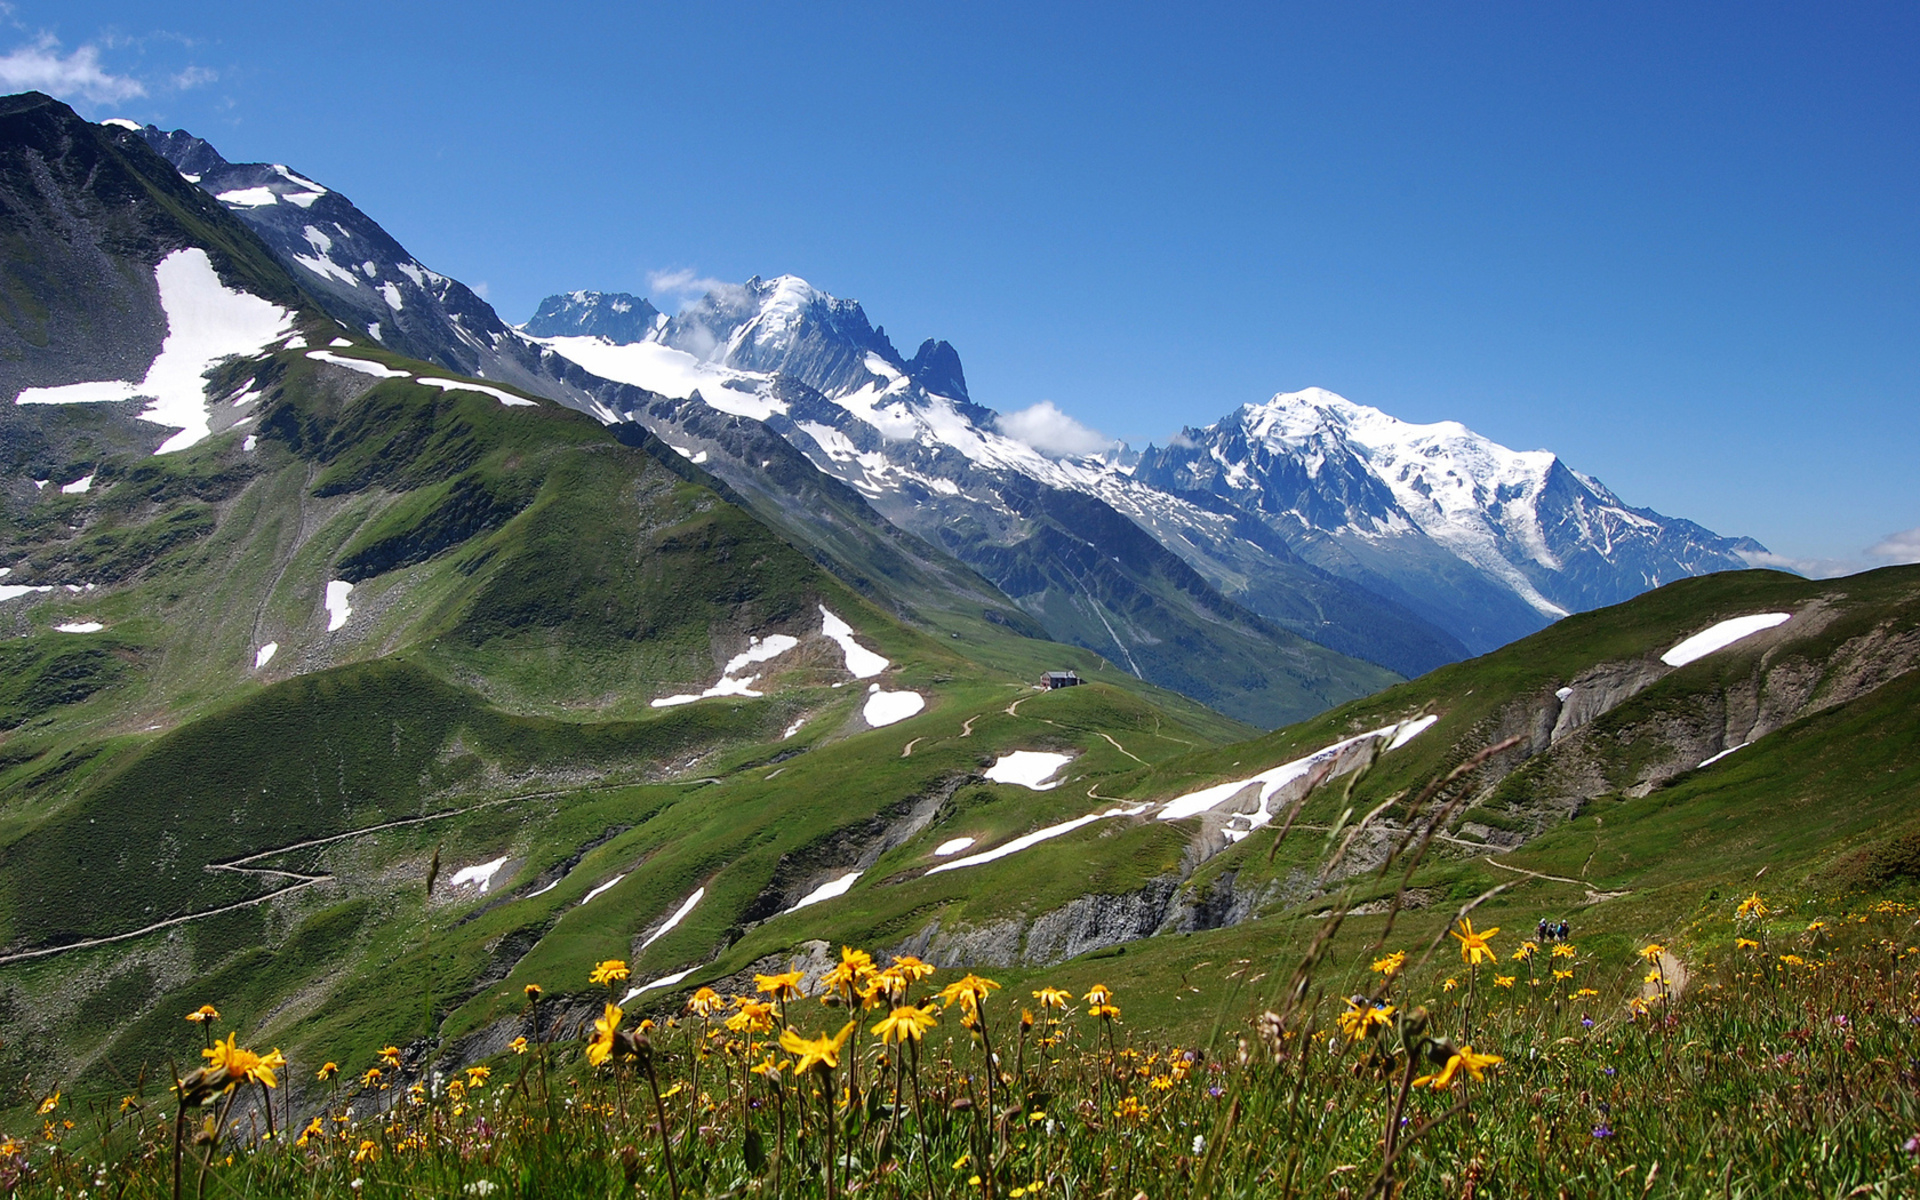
[901,737,924,758]
[0,790,563,966]
[1005,696,1029,717]
[1643,951,1689,1000]
[1097,732,1146,765]
[959,715,978,737]
[1483,856,1631,905]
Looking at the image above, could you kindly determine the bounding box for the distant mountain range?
[123,113,1770,716]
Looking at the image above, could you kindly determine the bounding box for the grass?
[9,811,1918,1198]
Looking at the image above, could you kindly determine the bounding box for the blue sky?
[8,2,1917,569]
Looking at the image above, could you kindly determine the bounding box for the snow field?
[983,751,1073,790]
[640,888,705,950]
[622,967,698,1005]
[1156,715,1437,842]
[415,376,538,408]
[651,634,800,708]
[1660,613,1792,667]
[579,874,626,906]
[925,806,1150,875]
[305,350,410,379]
[863,685,924,728]
[932,837,975,857]
[783,871,861,915]
[819,606,888,677]
[448,856,511,893]
[55,622,104,633]
[254,642,278,669]
[324,581,354,632]
[15,249,293,454]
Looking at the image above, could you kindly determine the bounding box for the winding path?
[0,791,556,966]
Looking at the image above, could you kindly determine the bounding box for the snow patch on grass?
[820,606,888,677]
[783,871,860,914]
[254,642,278,669]
[640,888,704,949]
[416,377,538,407]
[622,967,697,1003]
[1661,613,1792,667]
[324,581,353,631]
[580,874,626,905]
[983,751,1072,790]
[306,350,410,379]
[863,685,923,727]
[1157,715,1437,836]
[926,806,1150,875]
[932,837,975,857]
[448,856,510,893]
[55,622,104,633]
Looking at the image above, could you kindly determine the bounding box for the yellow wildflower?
[1574,987,1599,999]
[589,959,630,988]
[1413,1045,1503,1088]
[1638,943,1666,963]
[379,1045,403,1069]
[360,1066,382,1087]
[1511,941,1537,962]
[524,983,543,1003]
[1033,986,1074,1010]
[1336,998,1395,1042]
[586,1003,624,1068]
[755,969,806,1001]
[779,1021,858,1074]
[465,1066,490,1089]
[1550,943,1577,959]
[726,999,777,1035]
[1371,951,1407,976]
[353,1139,378,1164]
[750,1054,790,1078]
[316,1061,338,1082]
[1735,893,1768,920]
[821,946,876,996]
[1442,977,1458,992]
[686,987,724,1018]
[871,1003,941,1045]
[1552,968,1573,981]
[940,974,1003,1015]
[184,1004,221,1024]
[1494,975,1516,989]
[509,1036,529,1055]
[35,1093,58,1116]
[1450,918,1500,966]
[1735,937,1759,950]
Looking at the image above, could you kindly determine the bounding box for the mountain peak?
[523,290,661,343]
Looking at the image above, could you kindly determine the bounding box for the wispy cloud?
[997,400,1114,458]
[1737,548,1864,580]
[646,267,729,308]
[1736,524,1920,580]
[0,34,146,105]
[1866,525,1920,565]
[170,64,215,90]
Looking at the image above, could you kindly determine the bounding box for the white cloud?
[1736,548,1862,580]
[1866,526,1920,565]
[0,35,147,105]
[470,280,491,300]
[646,267,729,308]
[170,64,215,90]
[997,400,1113,458]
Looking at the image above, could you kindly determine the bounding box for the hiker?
[1557,920,1570,941]
[1538,918,1550,942]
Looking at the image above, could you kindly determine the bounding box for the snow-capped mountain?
[126,112,1768,702]
[524,291,661,343]
[520,285,1470,682]
[1134,392,1768,650]
[526,284,1768,658]
[133,126,614,418]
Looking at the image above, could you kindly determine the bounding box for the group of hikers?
[1537,917,1571,942]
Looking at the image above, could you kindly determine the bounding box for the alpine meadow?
[1,64,1918,1200]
